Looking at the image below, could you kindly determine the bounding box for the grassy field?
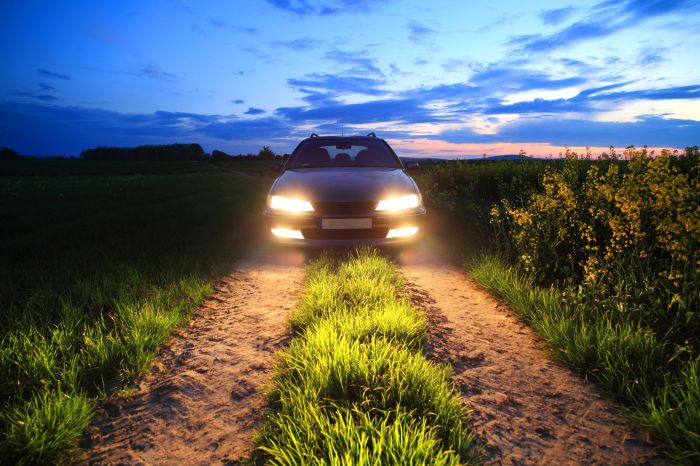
[257,249,478,464]
[0,161,271,464]
[416,147,699,462]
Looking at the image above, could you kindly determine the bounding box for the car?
[264,133,426,246]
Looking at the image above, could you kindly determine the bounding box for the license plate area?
[321,218,372,230]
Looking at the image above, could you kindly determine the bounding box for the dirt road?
[396,246,663,465]
[87,247,305,465]
[87,242,664,465]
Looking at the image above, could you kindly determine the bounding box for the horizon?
[2,0,700,157]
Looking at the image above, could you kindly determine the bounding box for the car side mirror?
[271,161,284,172]
[404,161,420,172]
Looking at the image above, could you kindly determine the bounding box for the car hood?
[270,167,418,202]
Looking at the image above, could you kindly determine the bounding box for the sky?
[1,0,700,158]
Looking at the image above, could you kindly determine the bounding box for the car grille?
[312,201,377,214]
[301,228,389,240]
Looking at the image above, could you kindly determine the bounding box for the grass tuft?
[1,389,94,466]
[257,248,478,464]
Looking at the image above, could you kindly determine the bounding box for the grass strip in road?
[257,248,478,465]
[469,254,700,463]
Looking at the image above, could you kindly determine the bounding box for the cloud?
[270,37,323,50]
[263,0,389,16]
[152,110,219,124]
[3,90,698,157]
[435,115,700,147]
[481,82,699,114]
[442,58,472,73]
[6,87,60,101]
[288,73,386,96]
[638,45,669,66]
[200,117,292,139]
[38,82,56,91]
[277,64,597,130]
[469,65,586,91]
[0,101,291,155]
[407,21,435,44]
[539,7,575,25]
[232,99,245,104]
[207,18,258,34]
[401,82,482,101]
[588,83,700,101]
[0,102,198,155]
[37,68,71,80]
[244,107,266,115]
[323,49,383,76]
[517,0,699,53]
[140,64,177,81]
[403,65,586,105]
[295,88,343,107]
[276,98,446,125]
[556,57,602,73]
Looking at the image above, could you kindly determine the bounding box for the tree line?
[0,144,285,161]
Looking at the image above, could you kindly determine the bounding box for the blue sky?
[1,0,699,157]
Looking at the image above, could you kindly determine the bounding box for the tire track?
[86,248,305,465]
[397,248,664,465]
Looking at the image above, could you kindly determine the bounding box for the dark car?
[264,133,426,246]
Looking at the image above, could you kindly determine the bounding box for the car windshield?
[287,140,401,169]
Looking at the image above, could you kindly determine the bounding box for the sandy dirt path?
[396,247,664,465]
[86,247,306,465]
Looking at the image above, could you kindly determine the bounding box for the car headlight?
[375,194,420,211]
[268,195,314,213]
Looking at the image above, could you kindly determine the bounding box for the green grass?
[256,249,478,465]
[415,151,699,462]
[469,254,699,463]
[0,161,270,464]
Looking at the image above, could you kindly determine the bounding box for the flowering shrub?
[492,147,699,346]
[418,148,700,460]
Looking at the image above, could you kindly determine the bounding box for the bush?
[490,147,699,348]
[257,146,276,161]
[1,146,21,160]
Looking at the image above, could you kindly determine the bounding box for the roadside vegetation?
[416,146,699,462]
[0,161,270,464]
[257,249,478,464]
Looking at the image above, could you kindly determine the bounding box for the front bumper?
[263,208,426,247]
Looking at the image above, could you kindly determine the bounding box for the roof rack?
[309,133,319,138]
[366,132,376,138]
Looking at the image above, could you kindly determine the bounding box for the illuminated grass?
[257,249,477,464]
[469,254,699,463]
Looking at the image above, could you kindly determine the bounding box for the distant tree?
[210,149,232,162]
[0,146,20,160]
[258,146,276,161]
